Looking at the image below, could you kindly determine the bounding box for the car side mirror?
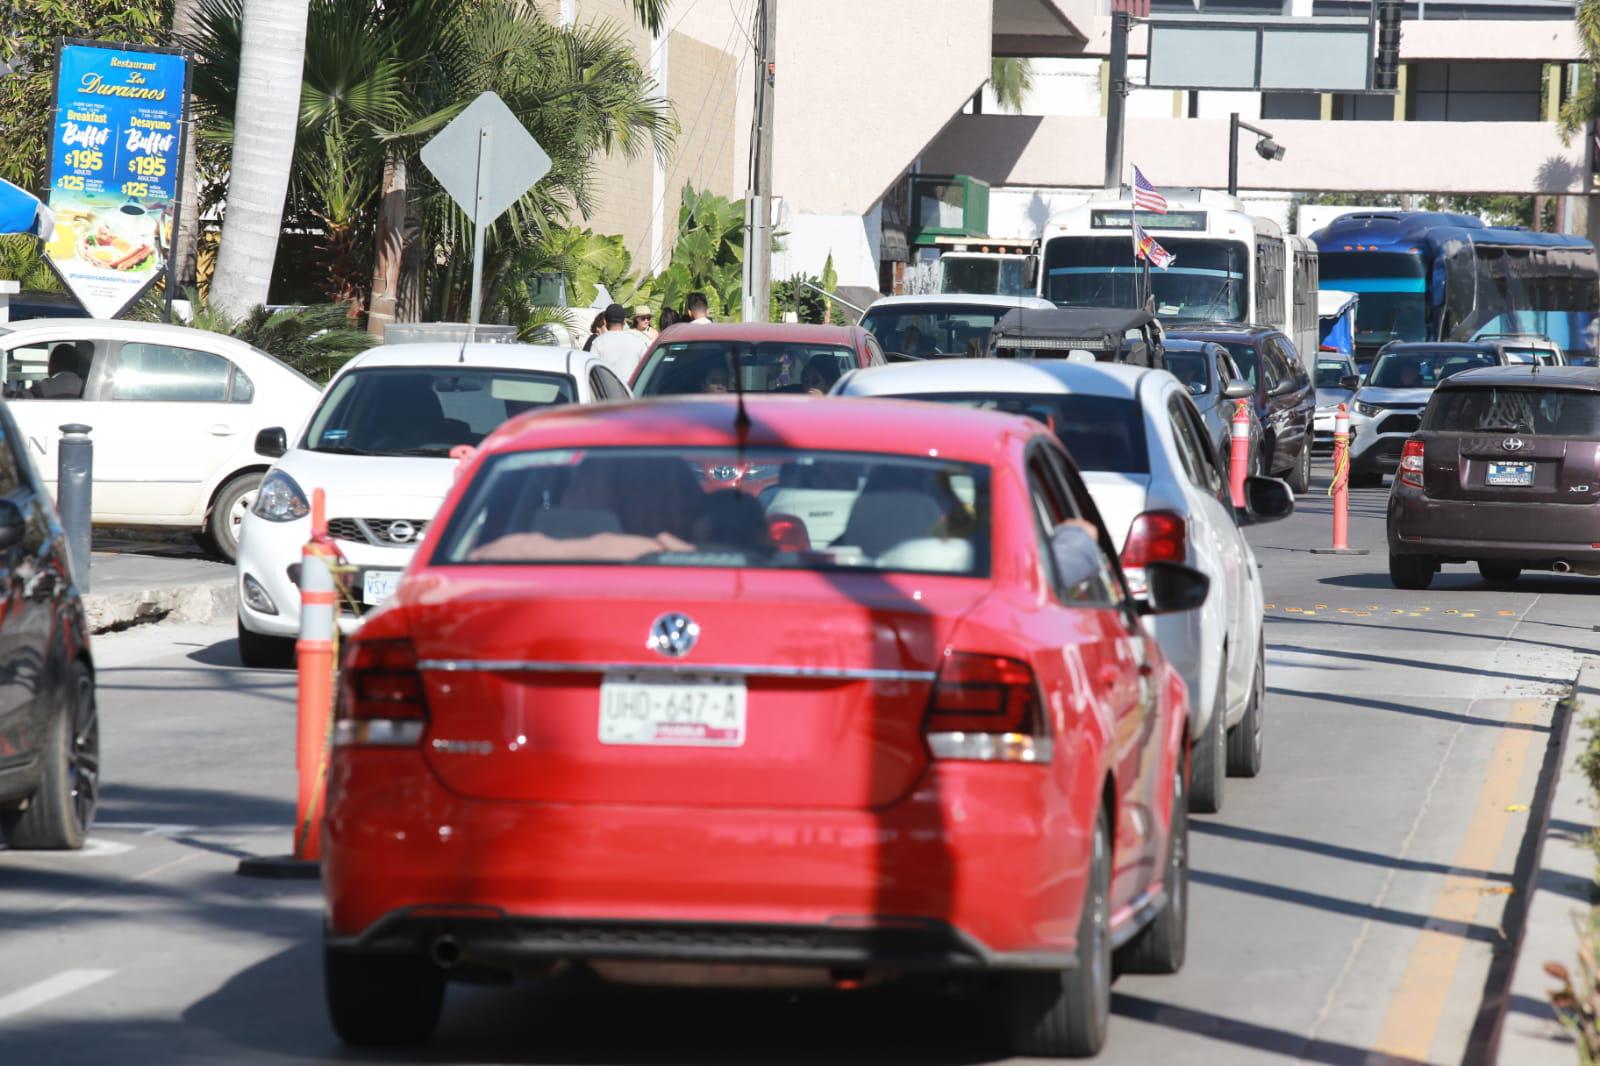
[0,498,25,551]
[1222,380,1253,400]
[1269,378,1297,397]
[255,427,287,459]
[1024,254,1040,289]
[1235,475,1295,526]
[1138,562,1210,616]
[1340,374,1361,390]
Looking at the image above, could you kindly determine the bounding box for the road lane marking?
[0,970,114,1022]
[1370,698,1542,1062]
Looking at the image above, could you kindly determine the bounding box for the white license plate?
[1487,462,1534,487]
[361,570,402,605]
[599,674,747,747]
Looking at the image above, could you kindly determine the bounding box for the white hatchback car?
[0,319,321,560]
[235,343,628,666]
[835,358,1293,813]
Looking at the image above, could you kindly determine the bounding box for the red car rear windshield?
[433,447,991,576]
[633,343,855,396]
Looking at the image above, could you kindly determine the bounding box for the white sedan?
[0,318,321,560]
[235,343,628,667]
[834,358,1293,813]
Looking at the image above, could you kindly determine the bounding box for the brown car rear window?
[1425,387,1600,436]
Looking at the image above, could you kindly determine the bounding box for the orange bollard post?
[1228,397,1251,508]
[293,489,337,862]
[1311,402,1370,557]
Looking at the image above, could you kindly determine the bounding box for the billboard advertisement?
[43,40,189,319]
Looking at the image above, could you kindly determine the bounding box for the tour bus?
[1311,211,1600,368]
[1037,188,1321,370]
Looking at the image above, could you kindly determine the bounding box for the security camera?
[1256,138,1286,162]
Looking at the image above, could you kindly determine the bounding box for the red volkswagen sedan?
[322,396,1203,1058]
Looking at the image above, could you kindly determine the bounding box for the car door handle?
[208,424,236,437]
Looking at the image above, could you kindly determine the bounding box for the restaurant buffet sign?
[43,40,190,319]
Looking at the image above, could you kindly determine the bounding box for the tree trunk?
[171,0,203,298]
[367,148,407,337]
[210,0,310,318]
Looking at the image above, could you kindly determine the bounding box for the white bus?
[1037,189,1320,370]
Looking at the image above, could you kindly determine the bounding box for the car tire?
[1189,667,1227,814]
[324,947,445,1047]
[1287,440,1311,495]
[1478,561,1521,584]
[1389,552,1435,590]
[1,661,97,850]
[1227,651,1265,778]
[1116,763,1188,975]
[1005,808,1111,1058]
[201,472,262,564]
[237,616,296,669]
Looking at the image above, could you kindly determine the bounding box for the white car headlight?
[1354,400,1382,418]
[253,469,310,522]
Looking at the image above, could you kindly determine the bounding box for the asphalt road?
[1,462,1594,1065]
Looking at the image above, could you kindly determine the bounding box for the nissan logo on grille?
[1501,437,1526,453]
[648,613,699,658]
[387,520,417,544]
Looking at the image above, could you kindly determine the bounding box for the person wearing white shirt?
[681,291,713,324]
[590,303,651,383]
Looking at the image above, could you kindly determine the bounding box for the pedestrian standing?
[581,310,607,352]
[659,307,681,330]
[590,302,652,383]
[631,306,657,342]
[683,291,713,324]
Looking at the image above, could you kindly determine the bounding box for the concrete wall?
[921,113,1589,194]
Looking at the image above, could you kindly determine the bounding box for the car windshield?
[1316,361,1350,388]
[1163,351,1210,395]
[860,304,1022,357]
[1368,350,1496,390]
[432,447,990,576]
[303,366,575,457]
[1425,387,1600,436]
[632,342,855,395]
[895,392,1149,474]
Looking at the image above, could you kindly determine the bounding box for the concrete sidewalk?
[1501,662,1599,1063]
[83,533,235,633]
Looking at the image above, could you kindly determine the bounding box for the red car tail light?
[334,638,428,747]
[1399,439,1425,489]
[1120,510,1187,595]
[767,513,811,551]
[924,652,1052,763]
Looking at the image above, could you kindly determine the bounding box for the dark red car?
[321,395,1205,1058]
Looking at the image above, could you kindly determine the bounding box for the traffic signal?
[1374,0,1402,91]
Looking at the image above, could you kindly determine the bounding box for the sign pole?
[468,125,492,341]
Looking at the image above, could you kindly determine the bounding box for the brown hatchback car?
[1387,365,1600,589]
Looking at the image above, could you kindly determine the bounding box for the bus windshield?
[1042,236,1247,323]
[1318,251,1429,346]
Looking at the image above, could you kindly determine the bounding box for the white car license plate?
[599,674,747,747]
[362,569,402,605]
[1486,461,1533,487]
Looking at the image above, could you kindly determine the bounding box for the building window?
[1410,61,1543,121]
[1262,92,1321,120]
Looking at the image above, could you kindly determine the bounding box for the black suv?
[0,399,97,849]
[1165,324,1317,493]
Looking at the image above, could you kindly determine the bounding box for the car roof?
[863,294,1056,311]
[651,322,858,344]
[838,357,1150,401]
[1162,338,1217,354]
[1166,323,1274,339]
[342,343,582,372]
[2,317,256,349]
[1378,341,1497,355]
[481,394,1051,465]
[1437,365,1600,390]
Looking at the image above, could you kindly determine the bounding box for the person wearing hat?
[590,302,651,383]
[631,306,657,341]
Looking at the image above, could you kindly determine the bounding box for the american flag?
[1132,165,1168,215]
[1133,219,1177,270]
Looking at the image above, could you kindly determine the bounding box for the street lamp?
[1228,112,1285,197]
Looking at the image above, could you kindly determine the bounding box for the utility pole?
[743,0,776,322]
[1102,10,1130,192]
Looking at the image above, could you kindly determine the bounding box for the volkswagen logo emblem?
[1501,437,1526,453]
[648,613,699,658]
[387,520,417,544]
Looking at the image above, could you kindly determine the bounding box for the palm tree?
[171,0,204,292]
[1558,0,1600,145]
[990,57,1035,114]
[208,0,310,317]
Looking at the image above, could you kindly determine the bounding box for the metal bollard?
[57,424,92,593]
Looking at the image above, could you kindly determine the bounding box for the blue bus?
[1310,211,1600,367]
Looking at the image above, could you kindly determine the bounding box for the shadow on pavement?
[1111,994,1427,1065]
[1274,687,1554,735]
[1190,820,1510,884]
[95,781,296,830]
[1190,869,1499,944]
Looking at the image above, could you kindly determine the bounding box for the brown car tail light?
[1398,439,1426,490]
[924,652,1052,763]
[334,638,428,747]
[1120,510,1187,596]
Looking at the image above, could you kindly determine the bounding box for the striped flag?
[1132,165,1168,215]
[1133,219,1177,270]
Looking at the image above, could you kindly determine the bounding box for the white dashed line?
[0,970,115,1022]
